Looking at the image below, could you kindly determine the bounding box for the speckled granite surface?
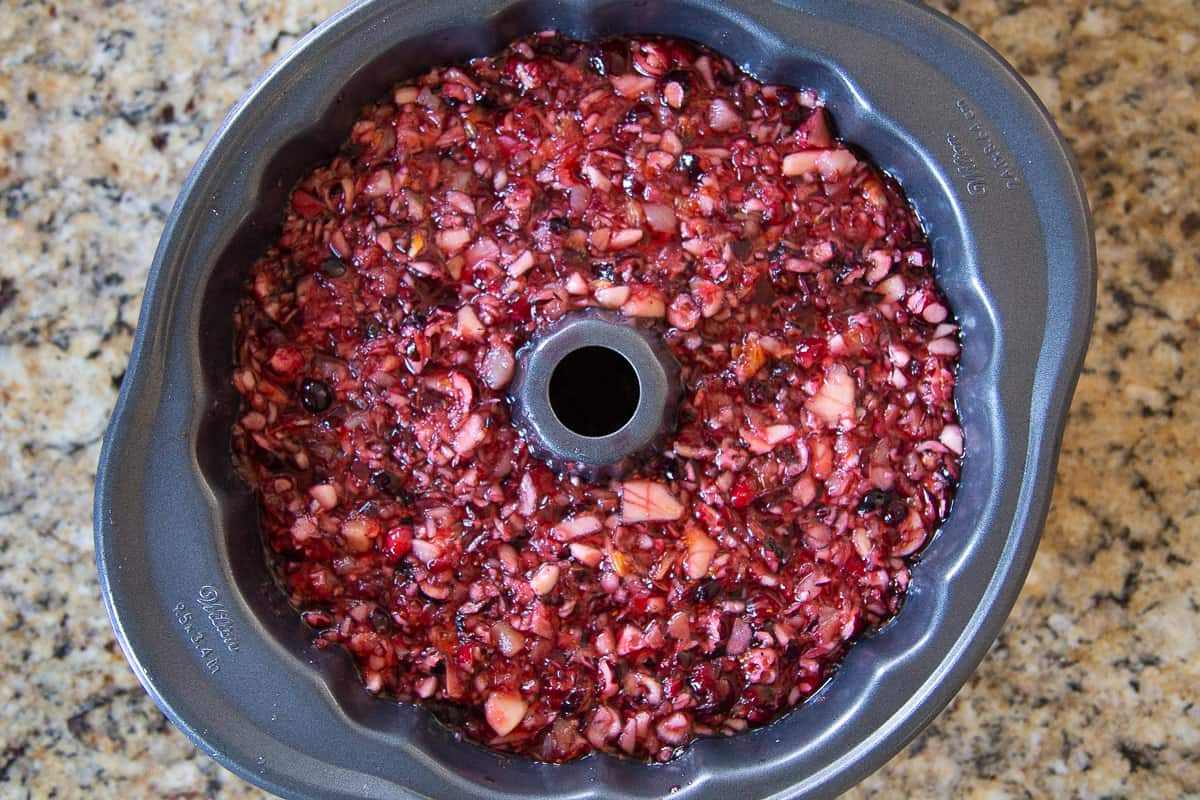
[0,0,1196,797]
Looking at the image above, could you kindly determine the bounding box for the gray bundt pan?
[94,1,1095,797]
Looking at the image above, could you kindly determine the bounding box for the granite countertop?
[0,0,1196,796]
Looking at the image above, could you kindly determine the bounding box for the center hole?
[549,346,640,438]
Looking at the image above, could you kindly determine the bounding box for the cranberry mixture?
[232,33,962,762]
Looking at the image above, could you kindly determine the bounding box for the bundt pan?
[94,0,1095,797]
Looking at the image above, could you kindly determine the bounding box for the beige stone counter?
[0,1,1195,796]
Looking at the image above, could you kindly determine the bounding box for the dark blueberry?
[679,152,703,182]
[405,306,428,327]
[882,498,909,526]
[559,688,585,717]
[475,91,497,109]
[299,378,332,413]
[369,606,392,633]
[858,489,889,514]
[696,579,723,603]
[661,456,681,482]
[746,379,770,406]
[783,104,814,127]
[320,256,347,277]
[586,48,608,76]
[370,470,400,493]
[547,216,570,234]
[621,172,643,197]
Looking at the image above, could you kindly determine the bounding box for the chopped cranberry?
[730,478,755,509]
[290,190,325,219]
[795,337,827,370]
[233,33,961,764]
